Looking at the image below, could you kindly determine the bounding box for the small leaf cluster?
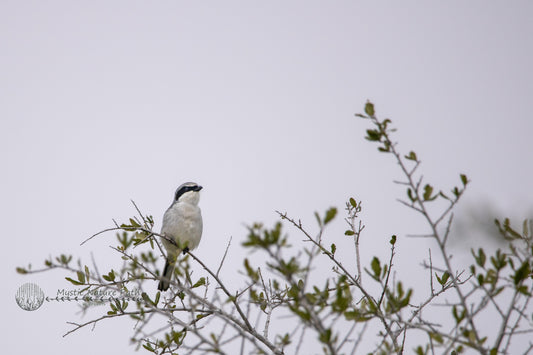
[470,219,533,296]
[356,101,396,153]
[242,222,288,250]
[358,101,469,213]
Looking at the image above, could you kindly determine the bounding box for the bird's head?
[174,182,202,205]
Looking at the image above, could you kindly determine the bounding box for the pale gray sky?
[2,2,532,354]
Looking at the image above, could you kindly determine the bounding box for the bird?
[158,182,203,291]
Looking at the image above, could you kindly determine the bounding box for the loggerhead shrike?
[158,182,203,291]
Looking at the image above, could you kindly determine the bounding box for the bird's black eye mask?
[174,184,202,201]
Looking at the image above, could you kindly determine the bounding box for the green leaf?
[141,292,152,304]
[349,197,357,208]
[319,328,332,344]
[344,309,372,322]
[429,332,444,344]
[366,298,378,312]
[513,261,531,286]
[65,277,84,286]
[16,267,28,274]
[407,188,417,202]
[57,254,72,265]
[378,142,391,152]
[371,257,381,280]
[102,270,116,282]
[495,218,522,240]
[323,207,337,225]
[171,329,185,345]
[366,129,381,141]
[305,292,317,305]
[76,270,86,284]
[452,305,466,323]
[523,219,530,238]
[507,223,523,239]
[330,244,336,255]
[436,271,450,286]
[314,212,322,227]
[490,249,508,270]
[452,186,461,198]
[270,257,301,277]
[277,333,291,346]
[478,249,487,268]
[289,305,311,322]
[390,235,397,245]
[287,285,299,299]
[364,101,375,116]
[517,285,529,295]
[331,279,352,313]
[439,191,450,200]
[192,277,206,288]
[244,258,259,282]
[84,265,90,283]
[471,248,486,268]
[405,151,418,161]
[485,269,497,285]
[142,342,155,352]
[345,230,355,236]
[423,184,436,201]
[113,299,122,313]
[129,218,140,227]
[470,264,476,275]
[460,174,468,186]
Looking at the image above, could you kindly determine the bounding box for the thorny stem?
[365,113,485,352]
[79,213,284,355]
[256,223,338,354]
[162,240,283,354]
[276,211,401,352]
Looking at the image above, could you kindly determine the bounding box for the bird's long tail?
[158,258,174,291]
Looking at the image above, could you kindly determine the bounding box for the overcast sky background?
[2,2,532,354]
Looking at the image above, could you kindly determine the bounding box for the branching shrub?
[17,102,533,354]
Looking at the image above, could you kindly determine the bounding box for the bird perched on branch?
[158,182,203,291]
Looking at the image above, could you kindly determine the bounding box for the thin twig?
[216,236,232,278]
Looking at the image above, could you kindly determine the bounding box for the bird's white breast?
[161,202,203,255]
